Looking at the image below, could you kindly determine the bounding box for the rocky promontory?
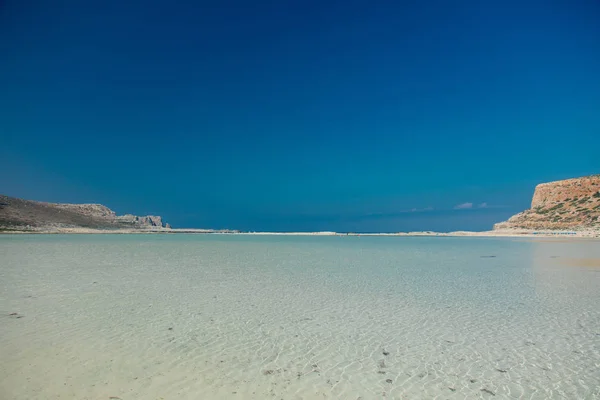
[0,195,170,232]
[494,175,600,231]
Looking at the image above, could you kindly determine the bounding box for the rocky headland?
[494,175,600,231]
[0,195,170,232]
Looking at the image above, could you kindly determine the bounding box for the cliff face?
[0,195,170,231]
[494,175,600,230]
[116,214,164,227]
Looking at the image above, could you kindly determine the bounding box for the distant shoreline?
[3,175,599,238]
[1,227,598,238]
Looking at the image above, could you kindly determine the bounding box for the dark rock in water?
[496,368,507,373]
[377,371,386,374]
[480,255,497,258]
[378,360,386,369]
[481,388,496,396]
[382,350,390,356]
[385,379,393,383]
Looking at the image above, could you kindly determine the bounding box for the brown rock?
[494,175,600,230]
[0,195,169,231]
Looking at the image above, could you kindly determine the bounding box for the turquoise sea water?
[1,235,600,399]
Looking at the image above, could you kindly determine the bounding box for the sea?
[1,234,599,399]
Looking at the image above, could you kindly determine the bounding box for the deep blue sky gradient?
[1,0,599,231]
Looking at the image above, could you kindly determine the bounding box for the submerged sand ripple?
[1,235,600,399]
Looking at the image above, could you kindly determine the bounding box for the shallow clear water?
[1,235,599,399]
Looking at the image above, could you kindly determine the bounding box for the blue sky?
[1,0,599,232]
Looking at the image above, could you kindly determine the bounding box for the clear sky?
[1,0,599,232]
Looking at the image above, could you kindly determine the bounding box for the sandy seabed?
[1,234,600,399]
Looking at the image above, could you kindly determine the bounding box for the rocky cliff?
[0,195,170,231]
[494,175,600,230]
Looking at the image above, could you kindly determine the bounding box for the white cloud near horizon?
[454,202,473,209]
